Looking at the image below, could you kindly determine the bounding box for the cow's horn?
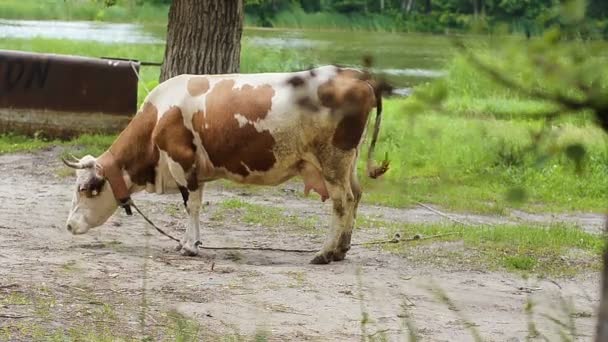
[61,157,84,169]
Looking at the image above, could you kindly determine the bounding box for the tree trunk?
[597,216,608,341]
[160,0,244,82]
[380,0,384,11]
[404,0,415,13]
[472,0,479,18]
[424,0,431,14]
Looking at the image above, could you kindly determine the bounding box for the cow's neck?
[97,151,135,203]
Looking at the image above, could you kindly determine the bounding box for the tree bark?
[596,216,608,341]
[404,0,415,13]
[424,0,431,14]
[472,0,478,18]
[160,0,244,82]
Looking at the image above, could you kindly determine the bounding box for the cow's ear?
[318,81,338,108]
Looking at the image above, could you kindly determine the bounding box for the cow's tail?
[366,85,389,179]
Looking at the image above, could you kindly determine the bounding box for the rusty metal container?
[0,49,140,138]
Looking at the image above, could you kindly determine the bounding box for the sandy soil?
[0,148,602,341]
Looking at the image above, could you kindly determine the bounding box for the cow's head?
[63,155,119,234]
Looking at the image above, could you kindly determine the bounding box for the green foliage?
[373,219,604,276]
[243,0,608,36]
[361,98,607,213]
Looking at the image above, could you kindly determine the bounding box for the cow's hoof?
[332,251,347,262]
[310,251,333,265]
[332,246,350,262]
[179,244,199,257]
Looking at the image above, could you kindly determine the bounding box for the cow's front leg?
[179,186,203,256]
[311,178,356,264]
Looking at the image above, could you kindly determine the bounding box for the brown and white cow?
[63,65,388,264]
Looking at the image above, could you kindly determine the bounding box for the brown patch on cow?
[287,75,305,87]
[152,106,196,174]
[187,76,210,97]
[296,97,320,112]
[109,102,160,186]
[318,75,376,151]
[337,67,367,80]
[191,80,277,177]
[333,201,345,217]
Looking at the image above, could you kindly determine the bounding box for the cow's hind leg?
[311,156,357,264]
[332,167,362,262]
[179,186,203,256]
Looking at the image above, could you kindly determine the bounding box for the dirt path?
[0,149,602,341]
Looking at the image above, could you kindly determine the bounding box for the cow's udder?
[299,162,329,202]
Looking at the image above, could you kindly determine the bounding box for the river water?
[0,19,456,90]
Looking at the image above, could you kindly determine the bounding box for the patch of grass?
[0,134,58,154]
[215,198,320,233]
[1,291,32,306]
[166,310,201,342]
[164,203,182,218]
[359,215,604,277]
[504,255,537,271]
[285,270,307,288]
[360,98,607,213]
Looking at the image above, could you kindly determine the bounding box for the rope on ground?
[352,231,461,247]
[130,200,463,253]
[415,201,477,227]
[197,245,318,253]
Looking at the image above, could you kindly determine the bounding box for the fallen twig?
[415,201,476,227]
[0,284,19,290]
[353,232,461,246]
[0,313,29,319]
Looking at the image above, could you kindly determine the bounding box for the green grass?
[358,215,604,277]
[214,198,319,233]
[0,0,169,22]
[358,43,608,213]
[360,99,607,213]
[0,133,117,156]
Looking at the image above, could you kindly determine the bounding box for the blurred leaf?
[542,27,561,45]
[534,154,551,169]
[560,0,586,24]
[564,143,586,172]
[565,143,586,162]
[506,187,528,204]
[416,81,448,105]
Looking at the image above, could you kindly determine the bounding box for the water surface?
[0,19,459,89]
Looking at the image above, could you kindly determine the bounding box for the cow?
[62,65,388,264]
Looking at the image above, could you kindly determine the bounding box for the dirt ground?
[0,148,603,341]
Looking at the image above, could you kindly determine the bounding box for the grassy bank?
[0,37,605,214]
[360,44,607,213]
[0,0,168,22]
